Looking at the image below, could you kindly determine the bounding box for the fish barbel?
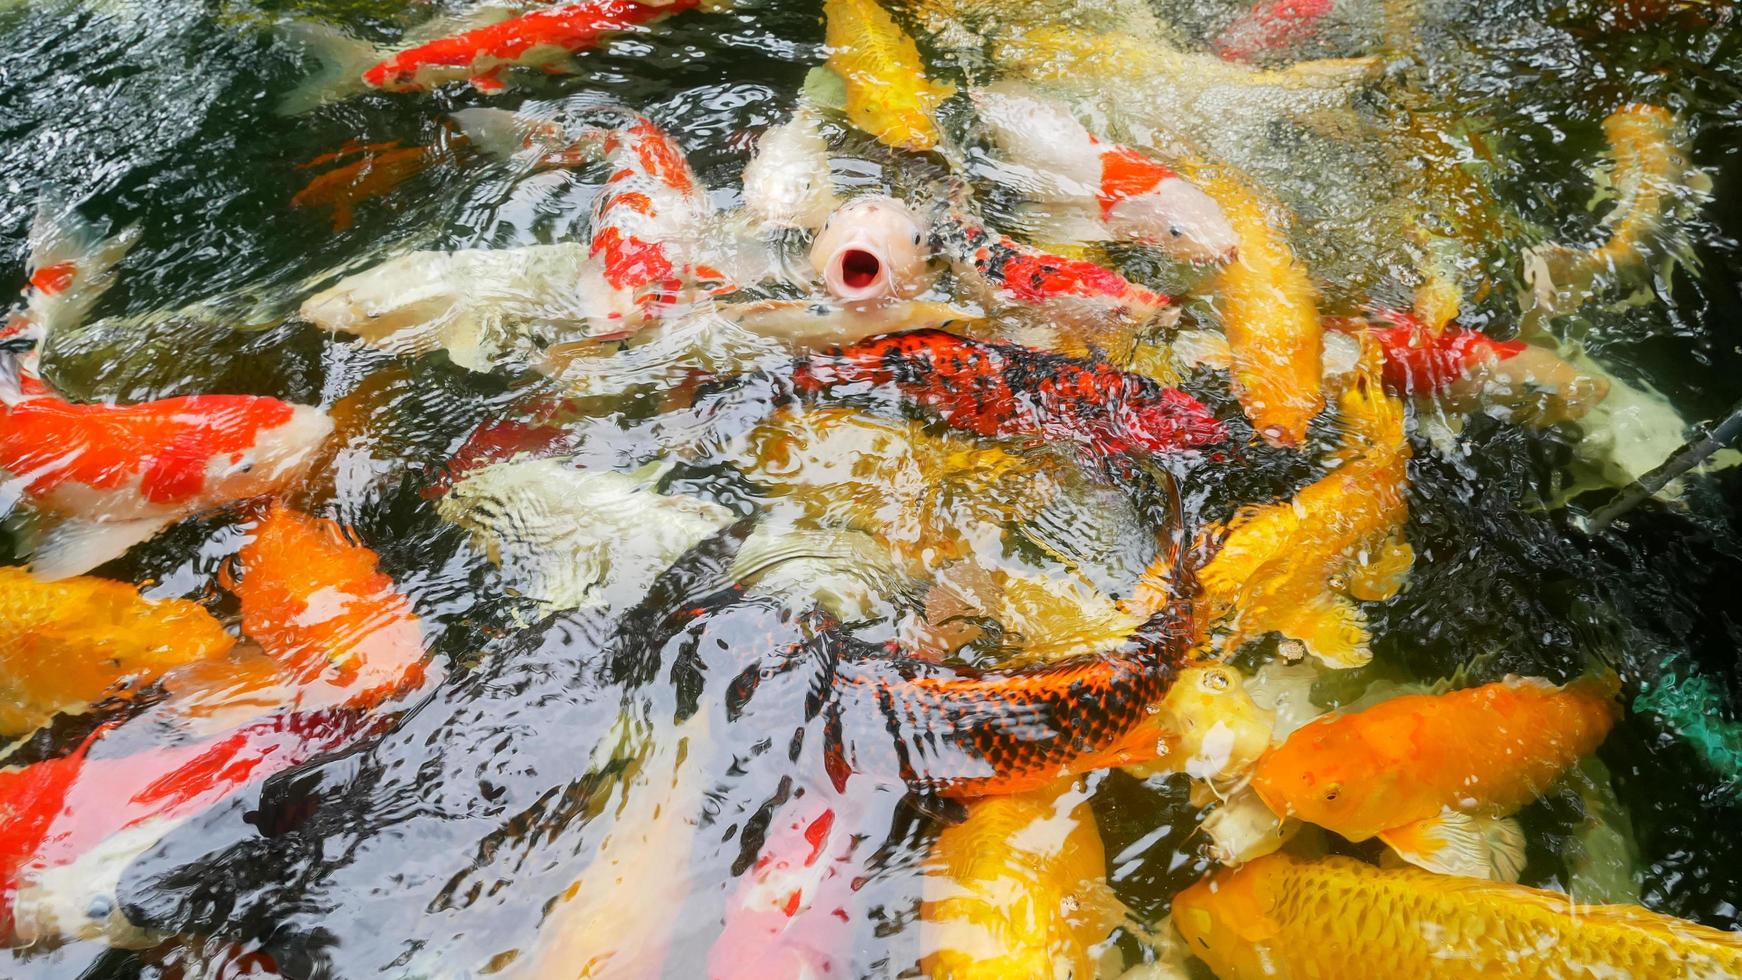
[1173,852,1742,979]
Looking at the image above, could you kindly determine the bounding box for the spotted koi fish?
[580,113,723,338]
[790,329,1224,461]
[1212,0,1336,62]
[0,209,332,580]
[366,0,702,95]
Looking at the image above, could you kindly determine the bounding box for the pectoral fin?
[1380,812,1526,882]
[1270,591,1372,669]
[30,514,179,581]
[1345,531,1415,602]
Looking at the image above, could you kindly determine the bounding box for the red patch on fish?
[1213,0,1337,62]
[28,263,77,297]
[1097,145,1177,217]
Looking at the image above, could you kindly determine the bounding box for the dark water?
[0,0,1739,977]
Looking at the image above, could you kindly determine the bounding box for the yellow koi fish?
[921,778,1121,980]
[1129,334,1410,669]
[1200,171,1325,446]
[1173,852,1742,979]
[1524,103,1710,326]
[1251,676,1618,878]
[0,567,235,736]
[823,0,956,151]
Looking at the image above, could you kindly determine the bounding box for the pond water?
[1,0,1741,977]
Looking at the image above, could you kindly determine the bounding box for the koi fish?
[214,502,428,716]
[510,714,710,979]
[931,208,1177,359]
[742,105,841,233]
[301,242,598,371]
[822,0,956,151]
[1129,334,1408,668]
[1211,0,1336,63]
[818,591,1197,796]
[971,84,1238,263]
[1172,852,1742,979]
[290,139,446,233]
[1524,104,1710,327]
[0,708,388,948]
[581,113,721,337]
[809,195,934,303]
[921,778,1124,979]
[790,330,1225,463]
[0,210,333,580]
[0,566,234,737]
[281,0,704,111]
[1250,676,1618,878]
[1198,170,1324,446]
[1353,311,1609,425]
[709,789,869,980]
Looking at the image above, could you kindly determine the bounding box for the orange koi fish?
[212,502,428,716]
[0,211,332,580]
[291,139,445,233]
[1250,676,1618,873]
[0,566,234,737]
[822,0,956,151]
[1173,852,1742,980]
[972,84,1238,263]
[368,0,701,96]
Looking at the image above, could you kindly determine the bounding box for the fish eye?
[1169,224,1184,238]
[1202,669,1230,691]
[1323,783,1342,803]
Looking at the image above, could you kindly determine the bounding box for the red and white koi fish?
[281,0,705,112]
[1344,310,1609,425]
[0,209,332,580]
[932,204,1177,357]
[971,84,1238,263]
[0,710,386,948]
[579,113,724,337]
[1212,0,1336,63]
[708,788,877,980]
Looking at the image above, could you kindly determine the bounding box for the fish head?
[1106,178,1240,264]
[210,405,334,501]
[809,196,934,304]
[1159,666,1276,788]
[1249,713,1394,841]
[362,56,424,93]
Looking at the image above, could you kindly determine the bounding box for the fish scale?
[1175,853,1742,979]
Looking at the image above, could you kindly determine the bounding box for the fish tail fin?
[24,201,141,341]
[275,20,380,116]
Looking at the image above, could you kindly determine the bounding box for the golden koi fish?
[1250,675,1618,877]
[1198,170,1325,446]
[0,567,234,736]
[823,0,956,151]
[1129,334,1410,669]
[922,779,1122,980]
[1173,852,1742,979]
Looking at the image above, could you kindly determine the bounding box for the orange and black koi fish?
[790,330,1224,460]
[816,601,1196,797]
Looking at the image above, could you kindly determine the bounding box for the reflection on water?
[1,0,1741,976]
